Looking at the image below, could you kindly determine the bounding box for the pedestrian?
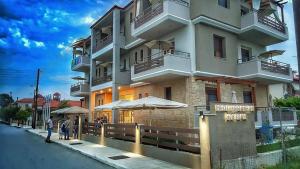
[45,116,53,143]
[73,116,79,139]
[64,117,71,140]
[59,120,65,140]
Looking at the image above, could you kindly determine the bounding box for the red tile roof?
[17,98,33,103]
[67,101,81,107]
[50,100,60,109]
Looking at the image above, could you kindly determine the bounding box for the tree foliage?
[0,93,14,108]
[57,100,69,109]
[273,97,300,110]
[16,108,32,121]
[0,106,20,121]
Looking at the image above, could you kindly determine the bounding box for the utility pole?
[293,0,300,87]
[32,69,40,129]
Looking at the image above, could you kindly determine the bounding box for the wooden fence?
[104,123,136,142]
[82,123,102,136]
[140,125,200,154]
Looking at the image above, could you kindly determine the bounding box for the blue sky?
[0,0,297,100]
[0,0,130,100]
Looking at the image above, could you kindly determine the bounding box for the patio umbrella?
[51,107,70,114]
[115,96,188,126]
[72,76,86,81]
[115,96,188,109]
[258,50,285,60]
[145,40,172,50]
[95,100,130,111]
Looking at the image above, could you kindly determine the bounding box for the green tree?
[0,93,14,108]
[57,100,69,109]
[273,97,300,110]
[16,109,31,122]
[0,106,20,122]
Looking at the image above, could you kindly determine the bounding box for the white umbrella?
[115,96,188,126]
[95,100,129,111]
[51,106,88,115]
[115,96,188,109]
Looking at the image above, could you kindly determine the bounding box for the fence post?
[133,124,142,154]
[100,123,106,145]
[78,115,82,140]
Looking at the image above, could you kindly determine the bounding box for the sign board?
[210,103,255,122]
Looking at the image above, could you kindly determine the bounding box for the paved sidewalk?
[27,129,189,169]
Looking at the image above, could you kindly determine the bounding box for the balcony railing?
[92,75,112,86]
[134,50,190,74]
[237,58,290,76]
[261,59,290,76]
[70,84,81,93]
[92,34,113,54]
[134,1,163,29]
[257,10,286,34]
[71,56,90,69]
[134,0,189,29]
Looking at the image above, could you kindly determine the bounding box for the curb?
[26,130,128,169]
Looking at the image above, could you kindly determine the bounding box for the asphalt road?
[0,123,114,169]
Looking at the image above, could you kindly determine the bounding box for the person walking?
[73,116,79,139]
[64,117,71,140]
[45,116,53,143]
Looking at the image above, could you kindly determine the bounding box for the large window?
[140,50,144,61]
[165,87,172,100]
[134,52,138,64]
[213,35,226,58]
[218,0,229,8]
[243,91,253,104]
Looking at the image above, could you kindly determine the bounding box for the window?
[243,91,252,104]
[134,52,138,64]
[165,87,172,100]
[123,59,127,70]
[241,47,252,62]
[140,50,144,61]
[213,35,226,58]
[205,87,218,108]
[104,67,107,77]
[138,94,142,99]
[218,0,229,8]
[130,12,133,23]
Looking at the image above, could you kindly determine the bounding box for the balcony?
[132,0,190,40]
[71,56,90,72]
[70,83,90,97]
[92,75,113,86]
[237,58,292,83]
[240,10,288,46]
[131,50,191,82]
[92,34,113,54]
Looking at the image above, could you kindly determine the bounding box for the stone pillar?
[112,9,121,123]
[200,103,257,169]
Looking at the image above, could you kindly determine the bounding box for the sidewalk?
[27,129,189,169]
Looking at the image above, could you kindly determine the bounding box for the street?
[0,123,114,169]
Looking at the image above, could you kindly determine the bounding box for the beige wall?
[190,0,241,28]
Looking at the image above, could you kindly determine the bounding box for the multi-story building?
[70,0,297,128]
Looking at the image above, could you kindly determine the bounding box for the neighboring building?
[16,98,33,109]
[70,0,297,128]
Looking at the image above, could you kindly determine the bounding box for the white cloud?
[57,43,65,49]
[21,37,30,48]
[57,42,72,56]
[0,39,7,46]
[34,41,45,47]
[81,16,95,25]
[9,27,21,38]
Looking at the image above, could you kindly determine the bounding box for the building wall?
[195,24,265,76]
[124,5,137,45]
[190,0,241,28]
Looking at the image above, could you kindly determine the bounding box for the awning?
[115,96,188,110]
[95,100,129,111]
[258,50,285,59]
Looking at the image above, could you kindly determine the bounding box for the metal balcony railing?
[92,34,113,53]
[261,59,290,76]
[92,75,112,86]
[134,50,190,74]
[257,10,286,33]
[71,56,90,68]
